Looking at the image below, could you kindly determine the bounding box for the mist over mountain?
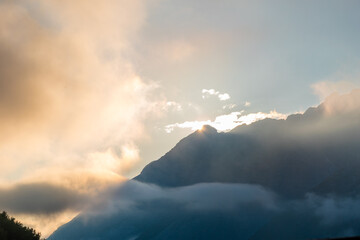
[135,90,360,198]
[49,90,360,240]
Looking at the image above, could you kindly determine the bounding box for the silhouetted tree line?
[0,211,42,240]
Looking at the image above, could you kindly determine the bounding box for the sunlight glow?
[165,110,287,133]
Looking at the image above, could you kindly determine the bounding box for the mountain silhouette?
[135,90,360,198]
[49,90,360,240]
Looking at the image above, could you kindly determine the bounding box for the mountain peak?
[197,125,217,134]
[50,90,360,240]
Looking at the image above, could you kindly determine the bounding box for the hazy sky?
[1,0,360,236]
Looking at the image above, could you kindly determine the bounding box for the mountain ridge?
[134,90,360,198]
[49,90,360,240]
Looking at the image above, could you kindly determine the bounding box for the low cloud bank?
[0,183,87,215]
[109,181,279,212]
[49,180,360,240]
[49,181,279,240]
[306,193,360,226]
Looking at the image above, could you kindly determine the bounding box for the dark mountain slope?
[135,90,360,198]
[49,90,360,240]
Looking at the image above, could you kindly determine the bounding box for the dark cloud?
[0,183,86,215]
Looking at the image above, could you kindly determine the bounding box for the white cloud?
[165,101,183,112]
[165,120,211,133]
[165,110,287,133]
[237,111,286,125]
[202,88,219,96]
[218,93,230,101]
[202,89,230,101]
[222,104,237,110]
[245,101,251,107]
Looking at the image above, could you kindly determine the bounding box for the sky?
[0,0,360,236]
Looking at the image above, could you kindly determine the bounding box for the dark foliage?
[0,211,42,240]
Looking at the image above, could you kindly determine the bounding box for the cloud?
[0,0,158,235]
[49,181,279,240]
[168,182,278,211]
[88,143,141,177]
[0,1,153,182]
[218,93,230,101]
[202,89,219,96]
[50,91,360,239]
[97,181,278,212]
[165,88,360,136]
[202,89,231,101]
[311,80,359,100]
[248,193,360,239]
[0,179,121,238]
[320,89,360,116]
[14,210,79,239]
[0,168,127,237]
[50,181,360,240]
[53,90,360,239]
[222,104,237,110]
[0,183,86,215]
[164,101,183,112]
[245,101,251,107]
[165,110,287,132]
[306,193,360,226]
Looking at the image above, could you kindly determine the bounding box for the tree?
[0,211,42,240]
